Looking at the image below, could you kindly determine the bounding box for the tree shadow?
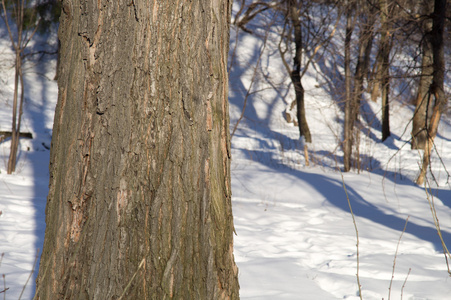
[246,149,451,252]
[229,32,282,132]
[24,28,58,296]
[228,18,451,252]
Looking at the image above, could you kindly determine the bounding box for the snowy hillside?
[0,2,450,300]
[228,1,451,299]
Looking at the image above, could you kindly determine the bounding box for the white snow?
[0,4,450,300]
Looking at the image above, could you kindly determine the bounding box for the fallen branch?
[0,131,33,143]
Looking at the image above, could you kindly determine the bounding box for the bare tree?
[1,0,40,174]
[378,0,393,141]
[278,0,339,164]
[286,0,312,146]
[411,0,434,150]
[343,0,355,172]
[343,0,377,172]
[416,0,447,185]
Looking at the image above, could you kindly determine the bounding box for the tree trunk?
[411,0,434,150]
[7,48,21,174]
[288,0,312,144]
[379,0,391,141]
[5,0,24,174]
[343,3,354,172]
[35,1,239,299]
[349,2,376,172]
[416,0,447,185]
[352,3,375,124]
[3,0,39,174]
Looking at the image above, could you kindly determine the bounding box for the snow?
[231,163,451,299]
[0,4,450,300]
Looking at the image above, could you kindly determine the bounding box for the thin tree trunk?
[416,0,446,185]
[352,4,375,123]
[7,50,21,174]
[411,0,434,150]
[35,1,239,299]
[7,26,23,174]
[379,0,391,141]
[351,3,376,171]
[288,0,312,144]
[343,3,354,172]
[4,0,35,174]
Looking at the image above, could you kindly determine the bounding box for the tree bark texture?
[35,1,239,299]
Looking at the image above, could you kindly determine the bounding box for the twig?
[400,268,411,300]
[231,14,273,138]
[339,171,363,300]
[18,248,39,300]
[388,216,409,300]
[118,258,145,300]
[2,274,6,300]
[423,179,451,275]
[228,24,240,74]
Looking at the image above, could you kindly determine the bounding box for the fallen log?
[0,131,33,143]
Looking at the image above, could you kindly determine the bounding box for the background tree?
[285,0,312,146]
[1,0,59,174]
[377,0,393,141]
[278,0,338,165]
[231,0,449,179]
[416,0,447,185]
[1,0,40,174]
[411,0,434,150]
[343,0,377,172]
[343,0,355,172]
[35,1,239,299]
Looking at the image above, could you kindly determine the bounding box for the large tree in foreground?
[35,1,239,299]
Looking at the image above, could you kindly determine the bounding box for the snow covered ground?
[0,4,450,300]
[228,3,451,299]
[0,49,57,298]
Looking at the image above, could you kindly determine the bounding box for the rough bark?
[35,1,239,299]
[411,0,434,150]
